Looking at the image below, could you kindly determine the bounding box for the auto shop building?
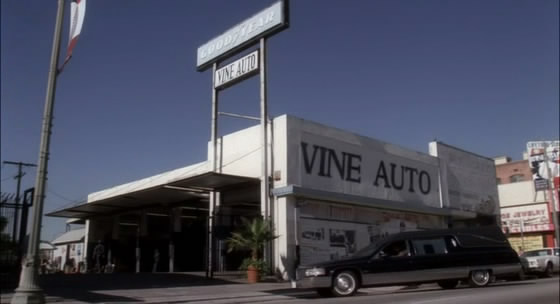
[49,114,499,280]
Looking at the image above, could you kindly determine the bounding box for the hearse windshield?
[522,249,552,257]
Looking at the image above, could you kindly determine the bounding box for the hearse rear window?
[411,238,448,255]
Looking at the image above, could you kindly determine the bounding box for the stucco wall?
[498,181,546,207]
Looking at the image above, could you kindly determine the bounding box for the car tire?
[544,263,553,278]
[515,269,527,281]
[468,269,491,287]
[437,280,459,289]
[316,288,333,297]
[331,271,359,297]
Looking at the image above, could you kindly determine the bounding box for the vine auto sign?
[214,50,259,90]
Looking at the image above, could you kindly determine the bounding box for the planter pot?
[247,265,259,283]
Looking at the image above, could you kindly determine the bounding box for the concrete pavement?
[0,272,408,303]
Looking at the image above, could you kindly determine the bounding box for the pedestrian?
[92,240,105,273]
[152,249,160,273]
[40,259,48,274]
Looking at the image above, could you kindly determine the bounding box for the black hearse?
[296,226,521,297]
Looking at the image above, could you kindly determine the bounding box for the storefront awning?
[272,185,477,219]
[47,172,259,219]
[167,171,258,191]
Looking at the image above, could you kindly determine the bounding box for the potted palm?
[226,217,278,283]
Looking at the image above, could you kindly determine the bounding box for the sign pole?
[260,38,271,266]
[208,62,219,278]
[11,1,64,303]
[197,0,288,278]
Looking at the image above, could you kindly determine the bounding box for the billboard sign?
[527,140,559,191]
[298,209,442,265]
[429,142,499,215]
[501,203,552,233]
[196,0,288,71]
[214,50,259,90]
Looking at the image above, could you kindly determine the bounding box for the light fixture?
[163,185,207,193]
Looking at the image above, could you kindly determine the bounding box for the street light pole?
[543,143,560,247]
[11,1,65,303]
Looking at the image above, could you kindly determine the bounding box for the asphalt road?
[1,273,557,303]
[279,278,560,304]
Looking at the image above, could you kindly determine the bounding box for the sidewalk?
[0,272,286,303]
[0,272,405,303]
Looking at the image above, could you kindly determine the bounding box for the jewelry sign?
[214,50,259,90]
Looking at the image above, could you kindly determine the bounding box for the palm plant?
[227,217,278,276]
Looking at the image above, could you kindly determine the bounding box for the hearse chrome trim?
[362,263,521,285]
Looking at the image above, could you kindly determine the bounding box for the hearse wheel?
[331,271,359,297]
[469,270,491,287]
[437,279,459,289]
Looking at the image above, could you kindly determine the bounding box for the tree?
[0,215,11,246]
[0,215,17,267]
[227,217,278,277]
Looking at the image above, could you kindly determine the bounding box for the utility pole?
[11,1,64,303]
[2,161,37,243]
[528,140,560,248]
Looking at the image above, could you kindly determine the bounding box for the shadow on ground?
[260,278,549,300]
[2,272,242,303]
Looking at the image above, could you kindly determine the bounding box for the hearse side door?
[408,236,461,281]
[362,239,418,286]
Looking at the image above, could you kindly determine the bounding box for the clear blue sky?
[1,0,558,241]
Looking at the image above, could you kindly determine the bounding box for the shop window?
[509,174,524,183]
[354,208,379,223]
[330,205,353,221]
[300,201,329,218]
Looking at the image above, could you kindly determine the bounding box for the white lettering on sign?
[197,1,285,70]
[299,140,439,204]
[214,50,259,89]
[527,141,559,150]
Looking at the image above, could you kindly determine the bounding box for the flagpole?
[11,1,65,303]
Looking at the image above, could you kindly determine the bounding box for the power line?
[47,188,82,204]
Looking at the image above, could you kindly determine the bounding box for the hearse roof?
[390,226,509,248]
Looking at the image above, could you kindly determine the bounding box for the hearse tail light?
[305,267,326,277]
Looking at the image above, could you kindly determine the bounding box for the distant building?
[52,228,85,273]
[495,149,559,252]
[39,241,55,262]
[48,115,501,280]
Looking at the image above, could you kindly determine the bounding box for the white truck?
[520,247,560,277]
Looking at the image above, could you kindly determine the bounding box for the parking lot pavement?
[0,272,291,303]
